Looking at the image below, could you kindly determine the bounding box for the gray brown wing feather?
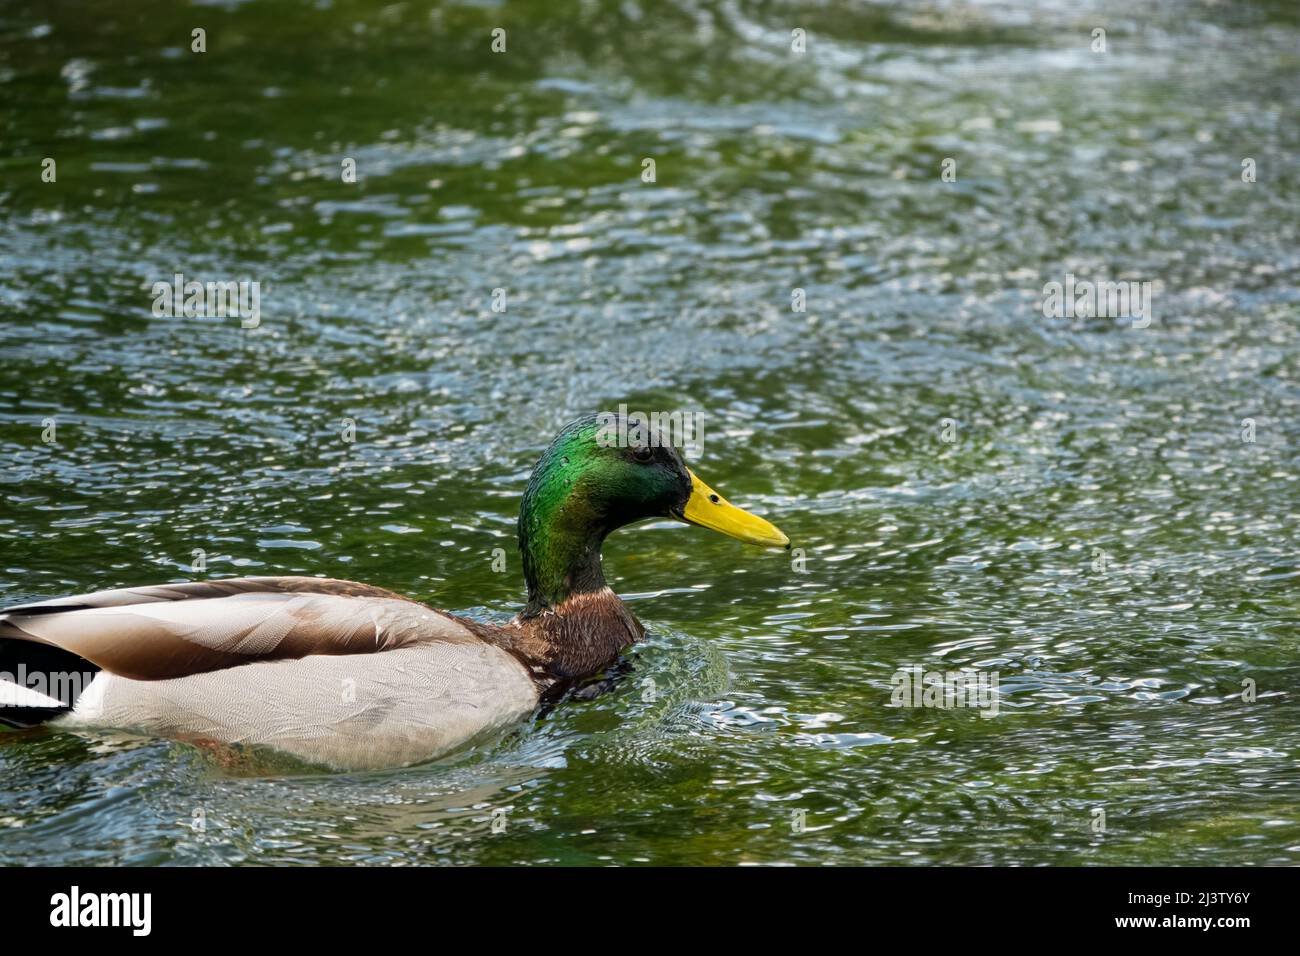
[0,576,476,681]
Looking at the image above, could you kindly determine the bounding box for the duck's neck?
[513,498,645,680]
[518,489,610,614]
[512,429,651,679]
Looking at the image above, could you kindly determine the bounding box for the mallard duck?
[0,415,787,770]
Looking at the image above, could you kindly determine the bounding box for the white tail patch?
[69,672,110,720]
[0,677,62,709]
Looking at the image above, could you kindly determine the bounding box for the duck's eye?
[632,445,654,463]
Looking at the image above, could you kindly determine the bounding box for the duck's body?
[0,415,787,770]
[4,577,542,769]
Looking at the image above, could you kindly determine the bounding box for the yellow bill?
[677,469,789,549]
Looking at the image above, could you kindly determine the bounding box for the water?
[1,0,1297,865]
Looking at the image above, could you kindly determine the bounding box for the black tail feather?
[0,635,100,728]
[0,706,69,729]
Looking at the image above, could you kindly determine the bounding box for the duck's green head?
[518,414,788,611]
